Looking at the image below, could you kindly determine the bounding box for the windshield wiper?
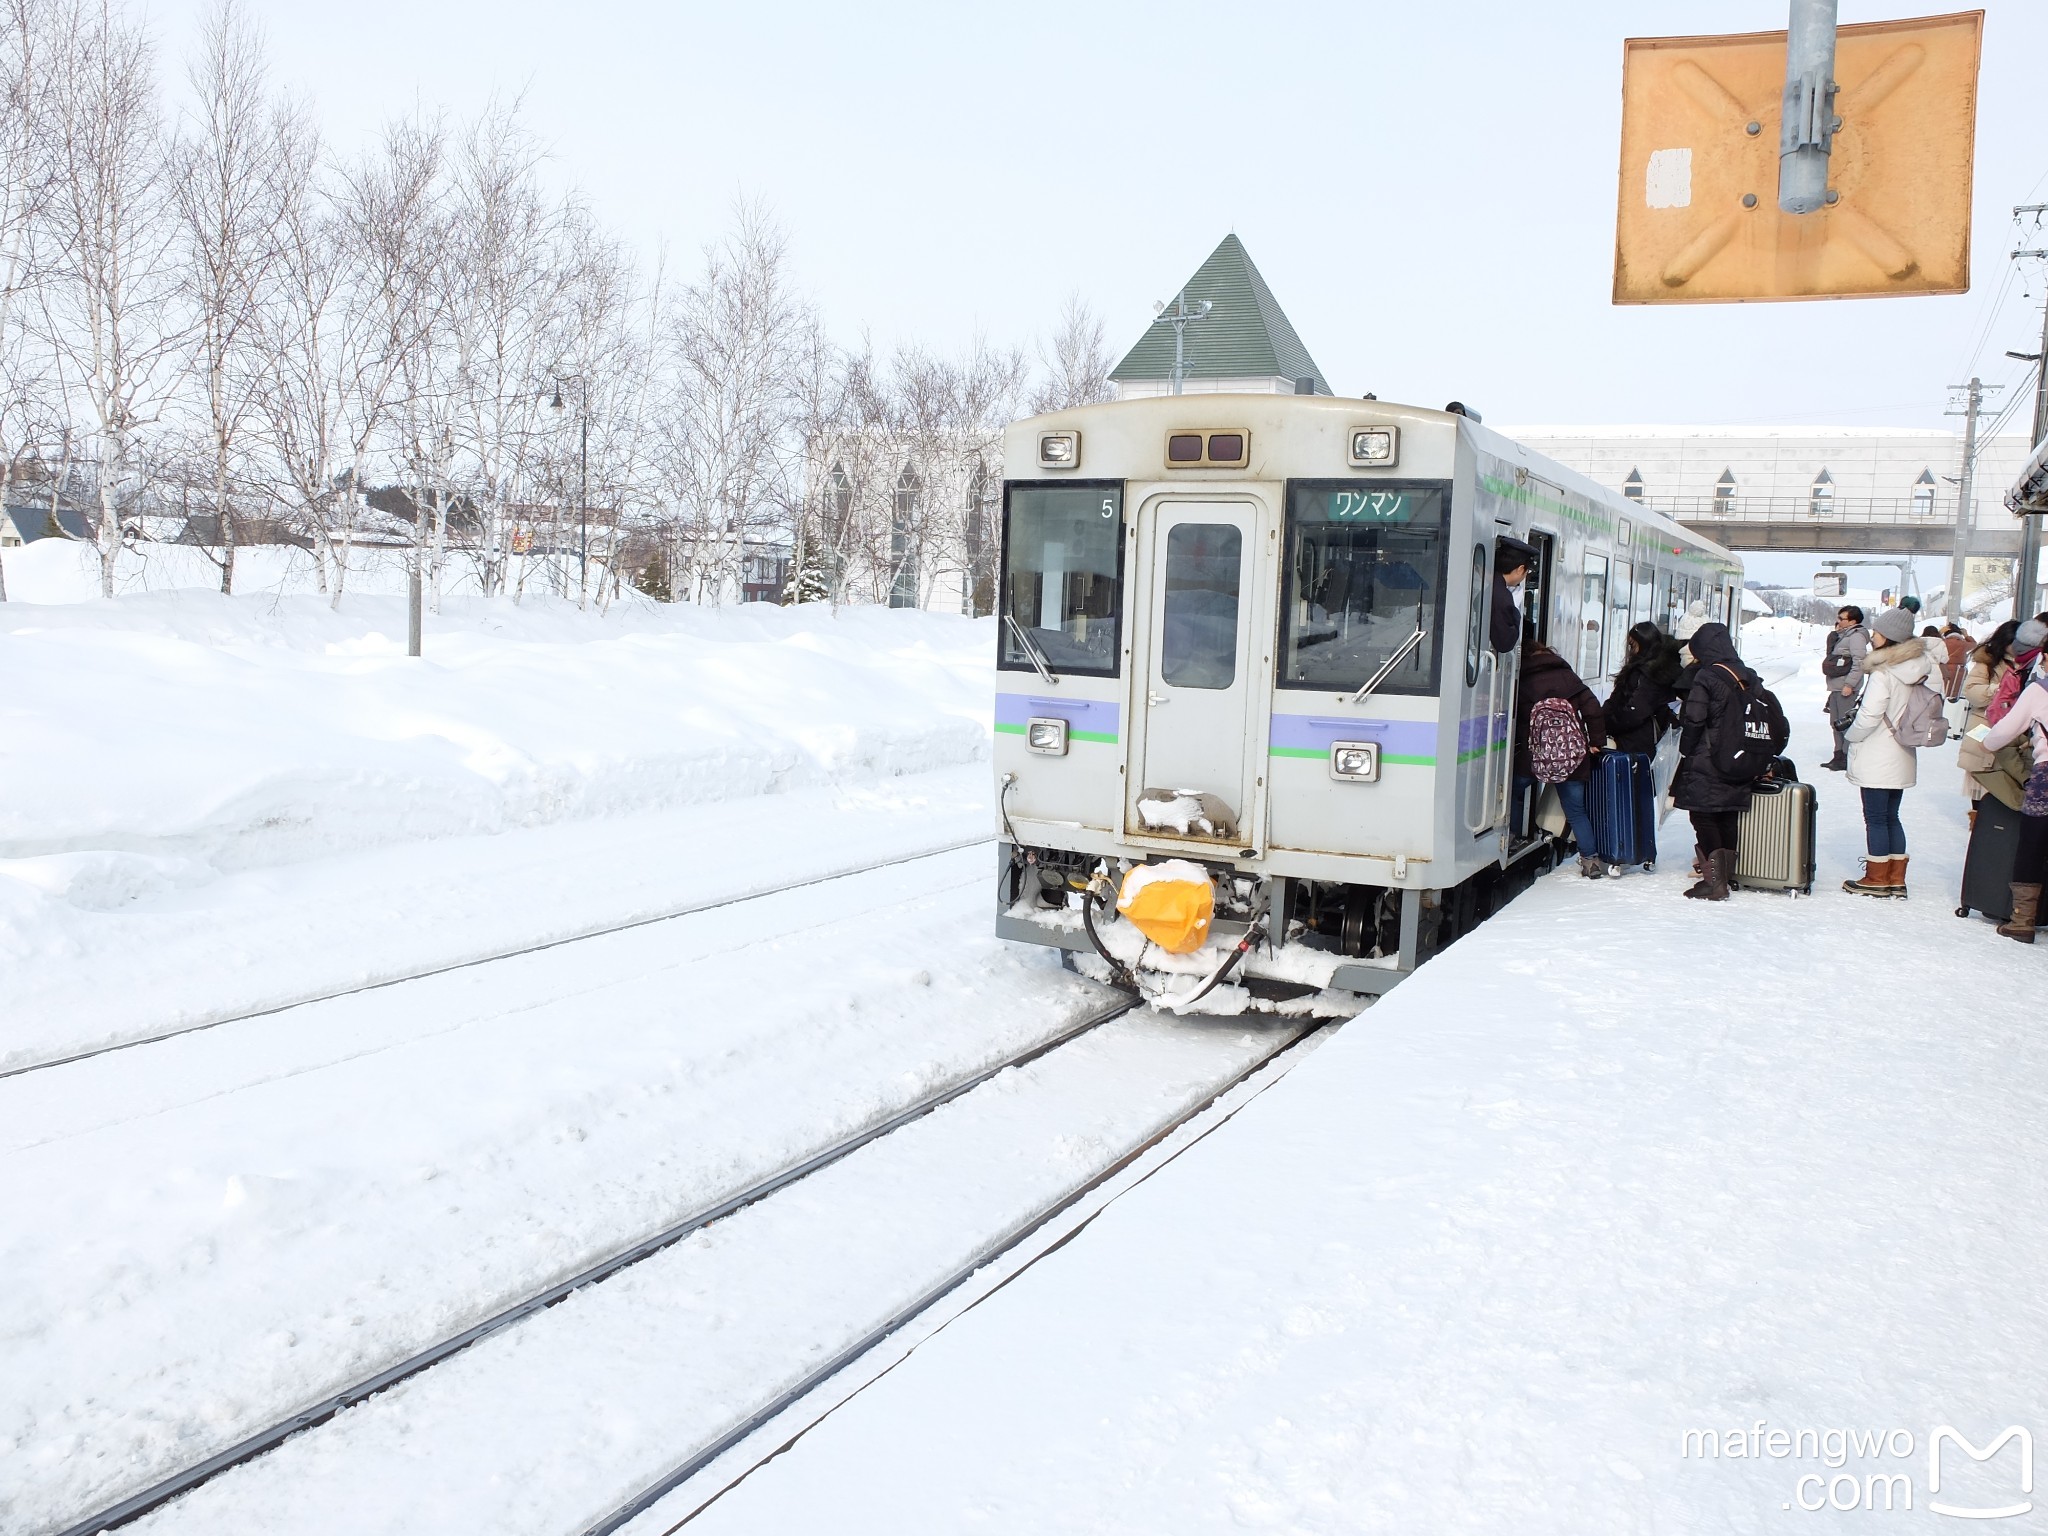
[1003,614,1059,687]
[1350,624,1427,704]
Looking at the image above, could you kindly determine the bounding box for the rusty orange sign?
[1613,11,1982,304]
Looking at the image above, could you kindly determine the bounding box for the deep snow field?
[0,540,994,1069]
[4,546,2042,1536]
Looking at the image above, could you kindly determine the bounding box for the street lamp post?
[550,374,589,607]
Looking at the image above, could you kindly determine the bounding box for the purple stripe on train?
[994,692,1122,735]
[1268,714,1439,759]
[1457,712,1511,754]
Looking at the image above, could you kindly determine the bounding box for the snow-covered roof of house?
[3,502,91,542]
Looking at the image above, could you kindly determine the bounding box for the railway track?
[595,1015,1331,1536]
[4,836,994,1082]
[47,988,1144,1536]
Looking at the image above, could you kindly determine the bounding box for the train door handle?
[1147,691,1170,705]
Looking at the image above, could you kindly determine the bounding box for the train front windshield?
[1280,482,1448,694]
[1000,483,1123,677]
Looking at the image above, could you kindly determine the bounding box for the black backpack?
[1710,663,1791,781]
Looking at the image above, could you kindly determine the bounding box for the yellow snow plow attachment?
[1116,861,1214,955]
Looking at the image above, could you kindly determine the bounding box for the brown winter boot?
[1686,848,1735,901]
[1998,884,2042,943]
[1889,855,1909,900]
[1842,857,1893,897]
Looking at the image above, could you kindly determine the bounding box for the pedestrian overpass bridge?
[1652,496,2021,554]
[1638,495,2023,557]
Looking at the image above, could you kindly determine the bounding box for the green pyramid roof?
[1109,234,1329,393]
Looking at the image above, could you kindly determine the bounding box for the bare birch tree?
[658,200,811,603]
[38,0,188,596]
[1030,291,1114,413]
[0,0,61,599]
[331,114,445,608]
[172,0,291,593]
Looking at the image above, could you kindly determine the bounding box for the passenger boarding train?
[993,393,1744,996]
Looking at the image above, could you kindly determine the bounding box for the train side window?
[1580,553,1608,681]
[1464,543,1487,686]
[1160,523,1242,689]
[1610,559,1633,670]
[1634,562,1654,635]
[1525,530,1555,646]
[999,481,1124,678]
[1278,480,1448,695]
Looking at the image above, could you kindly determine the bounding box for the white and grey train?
[993,393,1744,996]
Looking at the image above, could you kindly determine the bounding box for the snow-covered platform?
[676,628,2048,1534]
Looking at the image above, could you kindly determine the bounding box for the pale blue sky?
[137,0,2048,446]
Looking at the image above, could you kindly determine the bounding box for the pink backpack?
[1528,697,1590,783]
[1988,664,2030,726]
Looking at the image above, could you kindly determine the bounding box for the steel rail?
[44,990,1135,1536]
[4,836,994,1082]
[590,1018,1333,1536]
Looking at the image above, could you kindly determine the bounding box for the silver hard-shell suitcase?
[1733,777,1817,894]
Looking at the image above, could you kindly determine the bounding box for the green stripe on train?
[1455,741,1510,764]
[994,722,1118,743]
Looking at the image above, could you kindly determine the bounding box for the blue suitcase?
[1587,751,1658,869]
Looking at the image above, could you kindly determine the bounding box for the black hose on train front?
[1171,919,1268,1012]
[1081,871,1139,992]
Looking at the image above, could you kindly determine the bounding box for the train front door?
[1128,502,1256,844]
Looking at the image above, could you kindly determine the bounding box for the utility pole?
[1150,295,1212,395]
[1942,377,1996,625]
[2011,216,2048,619]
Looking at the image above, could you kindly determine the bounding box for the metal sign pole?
[1778,0,1840,215]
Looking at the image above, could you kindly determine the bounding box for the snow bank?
[1,559,991,884]
[687,621,2048,1535]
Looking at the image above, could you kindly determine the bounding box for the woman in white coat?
[1843,606,1934,898]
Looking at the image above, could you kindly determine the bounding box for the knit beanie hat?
[2017,617,2048,653]
[1872,607,1917,644]
[1673,600,1709,642]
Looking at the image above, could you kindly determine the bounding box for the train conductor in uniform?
[1491,536,1536,653]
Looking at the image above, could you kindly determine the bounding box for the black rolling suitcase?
[1957,796,2023,922]
[1733,775,1817,894]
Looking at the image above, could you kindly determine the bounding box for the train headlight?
[1348,426,1399,468]
[1026,716,1069,756]
[1329,741,1380,782]
[1037,431,1080,469]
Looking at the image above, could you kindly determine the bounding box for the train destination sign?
[1321,489,1425,524]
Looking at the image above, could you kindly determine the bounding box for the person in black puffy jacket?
[1672,622,1758,902]
[1605,621,1683,755]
